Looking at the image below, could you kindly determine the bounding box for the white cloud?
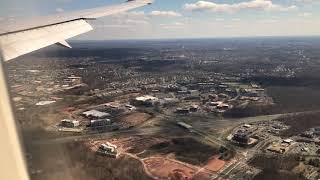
[103,10,182,29]
[184,0,297,13]
[149,11,182,17]
[260,19,279,23]
[93,11,150,30]
[55,8,64,13]
[113,10,183,19]
[94,24,131,28]
[160,22,185,29]
[126,19,149,25]
[128,11,146,17]
[298,12,312,17]
[296,0,316,3]
[215,18,224,21]
[224,24,236,28]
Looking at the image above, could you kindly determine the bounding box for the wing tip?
[56,40,72,49]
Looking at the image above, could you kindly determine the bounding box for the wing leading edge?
[0,0,153,61]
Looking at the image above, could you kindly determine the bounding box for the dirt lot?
[118,112,152,127]
[192,171,213,180]
[86,136,221,179]
[27,142,152,180]
[143,157,197,180]
[145,137,220,166]
[204,156,226,172]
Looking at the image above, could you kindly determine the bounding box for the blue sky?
[1,0,320,39]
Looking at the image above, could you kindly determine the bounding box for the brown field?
[192,171,212,180]
[119,112,152,127]
[146,137,220,166]
[108,136,169,154]
[143,157,197,180]
[87,136,222,179]
[27,142,152,180]
[204,156,226,172]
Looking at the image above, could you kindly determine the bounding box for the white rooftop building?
[283,139,294,144]
[60,119,80,128]
[36,101,56,106]
[82,110,110,119]
[177,122,193,129]
[135,95,158,102]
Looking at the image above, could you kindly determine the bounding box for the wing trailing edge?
[0,0,153,61]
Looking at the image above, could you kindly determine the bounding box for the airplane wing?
[0,0,153,61]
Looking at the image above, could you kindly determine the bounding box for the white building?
[90,119,111,127]
[98,142,119,158]
[82,110,110,119]
[134,95,159,106]
[36,101,56,106]
[177,122,193,129]
[135,95,158,102]
[60,119,80,128]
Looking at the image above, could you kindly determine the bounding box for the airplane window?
[2,0,320,180]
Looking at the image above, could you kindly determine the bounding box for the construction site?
[85,135,229,180]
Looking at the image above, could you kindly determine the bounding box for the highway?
[31,126,182,145]
[30,109,320,180]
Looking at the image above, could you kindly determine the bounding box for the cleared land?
[142,137,220,166]
[87,136,224,179]
[204,156,226,172]
[143,157,197,180]
[27,142,152,180]
[118,112,152,127]
[106,136,220,166]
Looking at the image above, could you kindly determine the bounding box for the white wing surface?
[0,0,153,61]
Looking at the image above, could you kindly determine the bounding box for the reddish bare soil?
[204,156,226,172]
[86,136,221,179]
[192,170,212,180]
[144,157,197,180]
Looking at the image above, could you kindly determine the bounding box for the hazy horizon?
[1,0,320,40]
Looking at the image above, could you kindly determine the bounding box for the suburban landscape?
[6,37,320,180]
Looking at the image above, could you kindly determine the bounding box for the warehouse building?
[90,119,111,128]
[133,95,159,106]
[82,110,110,119]
[60,119,80,128]
[97,142,119,158]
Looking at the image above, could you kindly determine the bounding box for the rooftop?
[83,110,110,118]
[135,95,158,102]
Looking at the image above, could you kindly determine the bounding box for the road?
[31,126,182,145]
[208,110,320,179]
[31,109,320,180]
